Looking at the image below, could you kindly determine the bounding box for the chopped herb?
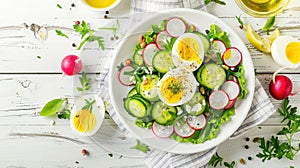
[209,153,236,168]
[235,15,244,29]
[81,99,96,112]
[205,0,226,5]
[37,56,41,59]
[77,72,92,96]
[73,21,105,50]
[163,37,176,51]
[98,19,120,37]
[130,140,150,153]
[108,153,113,157]
[262,16,276,33]
[57,109,71,119]
[55,30,69,38]
[119,155,123,159]
[57,4,62,9]
[257,98,300,161]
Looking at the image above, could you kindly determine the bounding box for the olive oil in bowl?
[81,0,121,11]
[234,0,290,17]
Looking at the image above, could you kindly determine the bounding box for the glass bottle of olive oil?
[240,0,284,13]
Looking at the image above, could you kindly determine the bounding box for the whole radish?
[61,55,82,76]
[269,75,293,100]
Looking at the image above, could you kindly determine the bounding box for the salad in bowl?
[109,9,255,154]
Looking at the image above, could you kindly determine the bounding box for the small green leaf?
[130,140,150,153]
[57,109,71,119]
[57,4,62,9]
[55,30,69,38]
[40,98,66,116]
[235,15,244,28]
[37,56,41,59]
[262,16,276,32]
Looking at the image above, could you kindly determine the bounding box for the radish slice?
[221,80,240,100]
[222,47,242,67]
[155,31,171,50]
[174,116,196,138]
[224,98,237,110]
[118,65,135,86]
[142,43,159,66]
[212,40,226,55]
[209,90,229,110]
[186,114,206,130]
[166,17,187,37]
[152,122,174,138]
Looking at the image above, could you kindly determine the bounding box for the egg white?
[156,68,198,106]
[172,33,205,71]
[271,36,300,69]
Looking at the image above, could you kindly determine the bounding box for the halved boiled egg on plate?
[70,95,105,136]
[271,36,300,69]
[156,68,198,106]
[172,33,205,71]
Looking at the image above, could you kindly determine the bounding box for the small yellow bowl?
[80,0,121,12]
[234,0,291,17]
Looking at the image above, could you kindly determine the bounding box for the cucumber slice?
[124,97,149,118]
[128,87,138,97]
[182,92,206,116]
[193,32,211,53]
[152,50,175,73]
[133,49,144,66]
[139,74,160,101]
[174,115,196,138]
[151,101,177,125]
[152,122,174,138]
[197,64,226,89]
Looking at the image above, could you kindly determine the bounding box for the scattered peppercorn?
[75,161,79,164]
[240,158,246,165]
[248,156,252,161]
[258,126,262,129]
[239,25,244,29]
[81,149,89,156]
[105,11,109,14]
[115,36,119,40]
[71,3,76,7]
[108,153,113,157]
[205,29,209,34]
[104,15,108,19]
[244,145,249,149]
[110,36,114,41]
[245,137,250,142]
[75,21,80,25]
[72,43,77,47]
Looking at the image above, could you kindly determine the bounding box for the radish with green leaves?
[61,55,82,76]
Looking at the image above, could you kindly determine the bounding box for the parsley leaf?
[209,153,236,168]
[207,24,230,47]
[55,30,69,38]
[57,4,62,9]
[77,72,92,96]
[257,98,300,161]
[58,109,71,119]
[205,0,226,5]
[130,140,150,153]
[235,15,244,28]
[163,37,176,51]
[262,16,276,32]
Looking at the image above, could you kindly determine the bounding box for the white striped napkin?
[95,1,276,167]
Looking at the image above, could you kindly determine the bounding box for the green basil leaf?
[40,98,66,116]
[262,16,276,31]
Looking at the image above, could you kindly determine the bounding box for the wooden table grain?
[1,0,300,167]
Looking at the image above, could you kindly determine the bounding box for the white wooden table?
[1,0,300,167]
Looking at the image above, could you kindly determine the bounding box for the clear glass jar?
[234,0,291,17]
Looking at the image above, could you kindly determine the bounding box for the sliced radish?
[186,114,206,130]
[222,47,242,67]
[221,80,240,100]
[152,122,174,138]
[142,43,159,66]
[212,40,226,55]
[155,31,171,50]
[209,90,229,110]
[166,17,187,38]
[117,65,135,86]
[174,116,196,138]
[224,98,237,110]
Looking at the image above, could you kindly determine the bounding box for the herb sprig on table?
[77,72,92,96]
[257,98,300,161]
[209,153,236,168]
[204,0,226,5]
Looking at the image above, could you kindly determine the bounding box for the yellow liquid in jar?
[84,0,116,9]
[240,0,283,13]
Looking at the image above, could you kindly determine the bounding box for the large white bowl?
[109,8,255,154]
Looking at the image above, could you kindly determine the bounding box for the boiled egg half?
[172,33,204,71]
[157,68,198,106]
[271,36,300,68]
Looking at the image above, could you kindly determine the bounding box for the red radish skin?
[61,55,82,76]
[224,98,237,110]
[152,122,174,138]
[118,65,135,86]
[166,17,187,38]
[222,47,242,68]
[269,75,293,100]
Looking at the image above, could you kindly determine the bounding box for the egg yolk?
[177,37,202,64]
[84,0,116,8]
[286,42,300,64]
[73,109,96,133]
[160,76,184,104]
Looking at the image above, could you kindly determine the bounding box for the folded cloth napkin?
[95,1,276,167]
